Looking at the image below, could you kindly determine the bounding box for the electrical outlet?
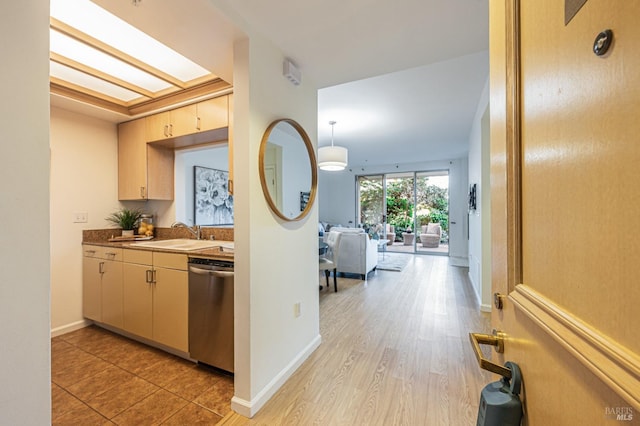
[293,302,301,318]
[73,211,88,223]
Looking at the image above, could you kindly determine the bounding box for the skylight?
[49,0,220,113]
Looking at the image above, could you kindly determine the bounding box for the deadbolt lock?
[494,293,506,310]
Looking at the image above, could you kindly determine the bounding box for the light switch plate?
[73,211,88,223]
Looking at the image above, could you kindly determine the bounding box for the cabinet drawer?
[153,252,188,271]
[102,247,123,261]
[83,245,123,261]
[83,245,102,258]
[123,248,153,265]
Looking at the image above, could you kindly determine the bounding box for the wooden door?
[489,0,640,423]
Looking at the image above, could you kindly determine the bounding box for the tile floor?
[51,325,233,425]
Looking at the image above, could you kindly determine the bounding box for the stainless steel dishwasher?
[188,258,234,373]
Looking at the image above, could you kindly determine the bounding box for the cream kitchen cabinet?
[118,94,231,200]
[196,96,228,132]
[145,96,229,141]
[145,104,198,142]
[82,245,124,328]
[122,249,188,352]
[118,118,174,200]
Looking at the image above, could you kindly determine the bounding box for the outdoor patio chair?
[420,223,441,248]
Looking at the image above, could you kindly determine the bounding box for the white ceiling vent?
[283,59,301,86]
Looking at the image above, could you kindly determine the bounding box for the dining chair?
[319,231,341,292]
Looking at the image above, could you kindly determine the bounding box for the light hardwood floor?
[221,254,492,425]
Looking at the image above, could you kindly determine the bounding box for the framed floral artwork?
[194,166,234,225]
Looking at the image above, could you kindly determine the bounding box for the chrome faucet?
[171,221,202,240]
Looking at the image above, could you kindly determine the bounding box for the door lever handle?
[469,330,512,378]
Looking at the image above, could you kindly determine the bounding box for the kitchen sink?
[130,239,224,251]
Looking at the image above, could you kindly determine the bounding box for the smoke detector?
[283,59,302,86]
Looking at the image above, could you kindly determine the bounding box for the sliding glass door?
[357,175,387,236]
[415,171,449,254]
[384,173,415,252]
[357,170,449,255]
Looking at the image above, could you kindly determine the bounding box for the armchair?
[325,227,378,280]
[420,223,441,248]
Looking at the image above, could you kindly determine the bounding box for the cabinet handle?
[146,269,153,283]
[163,124,168,137]
[99,261,105,274]
[196,116,201,131]
[140,186,146,198]
[168,123,173,136]
[152,270,157,284]
[84,249,96,255]
[105,251,117,258]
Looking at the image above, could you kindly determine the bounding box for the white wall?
[231,35,320,417]
[318,158,470,263]
[0,2,51,423]
[467,78,492,311]
[50,108,120,333]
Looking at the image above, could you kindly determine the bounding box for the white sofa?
[325,227,378,280]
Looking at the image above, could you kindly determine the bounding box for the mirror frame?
[258,118,317,221]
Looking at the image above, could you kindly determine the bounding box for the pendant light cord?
[329,120,336,147]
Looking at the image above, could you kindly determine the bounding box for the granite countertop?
[82,228,234,261]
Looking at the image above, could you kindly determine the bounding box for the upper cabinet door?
[119,118,174,201]
[118,119,148,200]
[145,111,171,142]
[170,104,198,137]
[197,96,229,132]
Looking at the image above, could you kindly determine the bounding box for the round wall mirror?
[259,119,317,221]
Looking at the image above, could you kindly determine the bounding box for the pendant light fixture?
[318,120,348,171]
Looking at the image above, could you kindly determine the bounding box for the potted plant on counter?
[106,207,143,237]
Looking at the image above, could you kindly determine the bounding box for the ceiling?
[53,0,489,168]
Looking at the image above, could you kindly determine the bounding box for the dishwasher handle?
[189,265,234,278]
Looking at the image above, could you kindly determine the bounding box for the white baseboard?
[480,303,492,313]
[51,319,92,337]
[467,270,492,313]
[449,256,469,267]
[231,334,322,418]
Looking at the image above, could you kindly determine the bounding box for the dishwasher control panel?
[188,257,234,269]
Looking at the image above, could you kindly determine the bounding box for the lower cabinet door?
[153,267,188,352]
[123,262,153,340]
[82,257,102,322]
[101,260,124,328]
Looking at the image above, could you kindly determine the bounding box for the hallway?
[223,254,492,425]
